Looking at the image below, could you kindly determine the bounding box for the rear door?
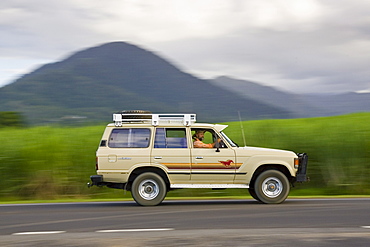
[151,128,191,183]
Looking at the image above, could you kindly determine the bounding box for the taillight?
[95,157,99,170]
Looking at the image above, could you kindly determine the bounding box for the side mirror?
[215,139,220,152]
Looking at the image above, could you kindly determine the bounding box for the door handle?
[195,156,203,159]
[154,156,162,159]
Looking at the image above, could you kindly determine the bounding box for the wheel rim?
[138,179,159,200]
[261,177,283,198]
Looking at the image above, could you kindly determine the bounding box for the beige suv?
[88,112,308,206]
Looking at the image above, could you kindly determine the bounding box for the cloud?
[0,0,370,93]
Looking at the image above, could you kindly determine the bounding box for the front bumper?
[296,153,308,182]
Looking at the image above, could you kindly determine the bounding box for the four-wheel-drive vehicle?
[88,112,308,206]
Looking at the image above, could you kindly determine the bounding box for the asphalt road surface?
[1,198,370,246]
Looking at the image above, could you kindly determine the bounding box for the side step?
[170,184,249,189]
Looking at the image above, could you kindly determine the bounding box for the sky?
[1,0,370,94]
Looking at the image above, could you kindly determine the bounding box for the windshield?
[220,131,238,147]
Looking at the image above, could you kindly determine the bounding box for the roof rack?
[113,113,196,127]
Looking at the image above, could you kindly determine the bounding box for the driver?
[193,130,220,148]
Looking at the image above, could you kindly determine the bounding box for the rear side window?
[109,128,150,148]
[154,128,187,148]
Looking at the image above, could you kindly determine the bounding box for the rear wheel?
[131,172,167,206]
[248,188,261,202]
[254,170,290,204]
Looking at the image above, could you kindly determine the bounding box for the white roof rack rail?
[113,113,196,127]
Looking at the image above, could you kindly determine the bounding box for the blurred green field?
[0,112,369,201]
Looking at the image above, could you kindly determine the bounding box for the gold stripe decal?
[162,163,190,169]
[162,162,242,170]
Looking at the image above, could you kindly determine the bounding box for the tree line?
[0,112,25,127]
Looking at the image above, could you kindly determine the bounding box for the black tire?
[248,188,261,202]
[119,110,152,119]
[120,110,152,114]
[131,172,167,206]
[254,170,290,204]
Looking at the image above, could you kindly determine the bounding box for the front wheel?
[254,170,290,204]
[131,172,167,206]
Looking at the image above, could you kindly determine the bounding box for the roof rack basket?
[113,113,196,127]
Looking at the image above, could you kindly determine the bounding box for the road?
[1,198,370,246]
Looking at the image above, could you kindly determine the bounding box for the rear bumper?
[296,153,308,182]
[87,175,125,190]
[87,175,104,187]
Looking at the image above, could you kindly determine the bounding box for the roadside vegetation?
[0,113,369,202]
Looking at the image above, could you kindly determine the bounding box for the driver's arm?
[194,140,213,148]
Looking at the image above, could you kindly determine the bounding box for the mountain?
[0,42,292,125]
[301,92,370,116]
[210,76,370,117]
[210,76,323,118]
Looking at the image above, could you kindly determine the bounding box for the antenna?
[238,111,247,147]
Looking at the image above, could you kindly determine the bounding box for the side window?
[193,129,214,143]
[154,128,187,148]
[191,128,223,148]
[108,128,150,148]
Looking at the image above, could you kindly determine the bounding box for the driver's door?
[190,128,236,183]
